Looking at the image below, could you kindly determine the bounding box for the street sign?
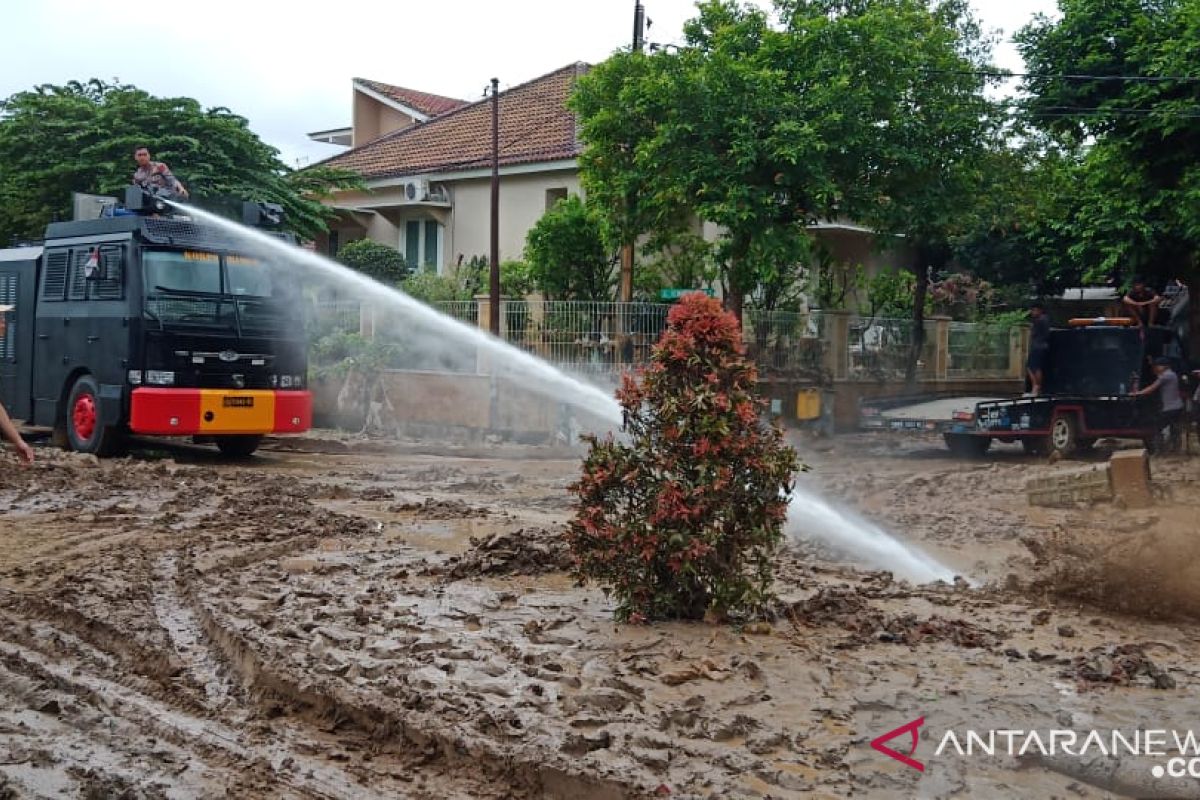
[659,287,715,300]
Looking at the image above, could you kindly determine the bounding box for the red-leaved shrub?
[567,294,800,622]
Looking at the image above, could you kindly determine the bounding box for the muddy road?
[0,433,1198,798]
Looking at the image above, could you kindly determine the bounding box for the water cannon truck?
[0,188,311,457]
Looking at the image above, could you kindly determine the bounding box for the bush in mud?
[568,293,800,622]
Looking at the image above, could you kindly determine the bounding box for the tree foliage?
[338,239,410,285]
[573,0,1000,343]
[524,196,615,301]
[568,294,799,622]
[1015,0,1200,286]
[0,79,362,243]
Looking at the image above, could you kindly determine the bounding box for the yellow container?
[796,389,821,421]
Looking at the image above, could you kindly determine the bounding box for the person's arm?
[1133,377,1162,397]
[155,164,189,198]
[0,402,33,464]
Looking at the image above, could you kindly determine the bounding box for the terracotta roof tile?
[354,79,468,119]
[323,63,587,181]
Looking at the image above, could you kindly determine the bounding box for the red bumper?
[130,389,312,435]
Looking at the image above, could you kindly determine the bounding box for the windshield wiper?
[151,285,225,298]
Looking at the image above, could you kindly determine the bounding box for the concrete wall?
[312,367,583,443]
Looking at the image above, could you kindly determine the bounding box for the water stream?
[171,202,957,584]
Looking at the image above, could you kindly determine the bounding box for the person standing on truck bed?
[0,306,34,465]
[1132,356,1184,453]
[1027,301,1051,396]
[1122,277,1161,330]
[131,146,189,199]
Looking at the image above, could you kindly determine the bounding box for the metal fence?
[848,317,937,380]
[948,321,1014,377]
[496,301,671,376]
[436,301,478,326]
[307,297,1022,382]
[745,310,825,376]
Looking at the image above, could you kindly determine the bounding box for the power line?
[923,68,1200,83]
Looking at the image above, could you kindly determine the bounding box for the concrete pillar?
[1009,324,1031,378]
[931,315,951,380]
[1110,449,1152,509]
[474,294,490,331]
[823,311,851,381]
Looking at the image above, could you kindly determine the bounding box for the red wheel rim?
[73,393,97,441]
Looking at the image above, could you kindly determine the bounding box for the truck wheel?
[1050,415,1080,457]
[66,375,125,456]
[943,433,991,458]
[215,434,263,458]
[1022,437,1049,455]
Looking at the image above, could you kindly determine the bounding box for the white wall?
[447,170,580,267]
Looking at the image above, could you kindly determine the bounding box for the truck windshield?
[144,249,221,294]
[143,248,286,334]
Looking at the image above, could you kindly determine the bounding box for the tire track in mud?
[0,631,440,799]
[173,526,638,800]
[152,553,236,709]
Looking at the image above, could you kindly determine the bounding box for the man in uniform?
[131,146,189,198]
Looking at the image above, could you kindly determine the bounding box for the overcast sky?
[2,0,1056,168]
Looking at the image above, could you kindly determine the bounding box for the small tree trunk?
[726,291,745,331]
[906,241,934,386]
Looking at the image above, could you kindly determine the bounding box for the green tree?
[337,239,410,285]
[400,272,472,304]
[1016,0,1200,291]
[572,53,669,296]
[573,0,1000,357]
[568,294,799,622]
[0,79,362,243]
[524,195,615,301]
[774,0,1002,381]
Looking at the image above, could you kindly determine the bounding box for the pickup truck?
[860,320,1183,457]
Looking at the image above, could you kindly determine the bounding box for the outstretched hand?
[14,440,33,465]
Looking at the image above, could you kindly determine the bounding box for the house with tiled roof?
[307,78,469,148]
[309,64,585,274]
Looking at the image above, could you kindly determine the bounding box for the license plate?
[223,397,254,408]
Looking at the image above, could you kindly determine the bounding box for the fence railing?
[948,321,1016,378]
[847,317,937,380]
[307,297,1025,382]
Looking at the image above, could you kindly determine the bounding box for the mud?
[0,434,1197,798]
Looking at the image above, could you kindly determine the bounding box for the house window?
[402,219,443,274]
[328,230,340,258]
[545,188,568,210]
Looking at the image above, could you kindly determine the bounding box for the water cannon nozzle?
[242,201,285,229]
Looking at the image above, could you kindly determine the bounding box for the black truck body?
[862,322,1182,457]
[0,202,311,456]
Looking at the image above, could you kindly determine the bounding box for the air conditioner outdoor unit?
[403,179,430,202]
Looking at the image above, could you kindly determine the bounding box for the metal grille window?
[0,274,15,360]
[68,250,90,300]
[90,245,125,300]
[41,250,69,300]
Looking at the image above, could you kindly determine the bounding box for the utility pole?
[621,1,646,307]
[489,77,500,336]
[633,1,646,53]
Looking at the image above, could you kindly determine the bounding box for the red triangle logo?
[870,716,925,772]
